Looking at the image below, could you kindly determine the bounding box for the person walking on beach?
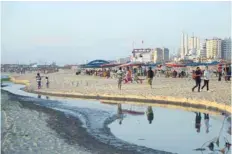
[117,67,124,90]
[36,73,42,89]
[201,66,210,92]
[192,67,202,92]
[147,67,154,89]
[45,76,49,88]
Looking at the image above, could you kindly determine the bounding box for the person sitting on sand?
[133,73,143,84]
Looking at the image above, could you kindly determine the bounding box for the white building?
[197,40,207,58]
[117,57,131,64]
[221,37,231,61]
[180,32,200,59]
[180,32,186,59]
[132,48,153,63]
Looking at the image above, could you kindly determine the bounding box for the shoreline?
[10,75,232,115]
[2,88,173,154]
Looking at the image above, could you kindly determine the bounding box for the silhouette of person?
[204,113,210,133]
[146,106,154,124]
[117,104,123,125]
[195,112,202,133]
[46,96,49,100]
[38,95,41,99]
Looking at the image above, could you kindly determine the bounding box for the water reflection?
[204,113,210,133]
[117,104,123,125]
[37,95,41,99]
[195,112,201,133]
[146,106,154,124]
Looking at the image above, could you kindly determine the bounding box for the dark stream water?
[1,83,231,154]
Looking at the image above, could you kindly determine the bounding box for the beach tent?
[81,59,110,68]
[101,63,121,68]
[117,62,144,68]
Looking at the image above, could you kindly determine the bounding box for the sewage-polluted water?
[1,83,231,154]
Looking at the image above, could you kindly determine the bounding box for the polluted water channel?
[2,83,231,154]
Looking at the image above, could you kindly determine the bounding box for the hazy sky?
[1,1,231,65]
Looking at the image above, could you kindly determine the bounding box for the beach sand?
[9,70,231,111]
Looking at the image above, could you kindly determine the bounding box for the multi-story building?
[180,32,186,59]
[197,40,207,58]
[163,48,169,62]
[117,57,131,64]
[188,36,200,53]
[180,32,200,59]
[132,48,153,63]
[153,48,163,63]
[206,38,222,59]
[221,37,231,61]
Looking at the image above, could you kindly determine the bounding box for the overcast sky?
[1,1,231,65]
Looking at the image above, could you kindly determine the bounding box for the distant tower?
[185,33,188,55]
[181,32,185,59]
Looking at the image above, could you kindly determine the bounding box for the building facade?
[206,38,222,59]
[197,40,207,58]
[163,48,169,62]
[221,37,231,61]
[180,32,200,59]
[132,48,153,63]
[153,48,163,63]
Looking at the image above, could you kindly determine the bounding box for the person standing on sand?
[45,76,49,88]
[201,66,210,92]
[36,73,42,89]
[117,67,124,90]
[147,67,154,89]
[192,67,202,92]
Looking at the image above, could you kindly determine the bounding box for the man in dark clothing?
[147,67,154,89]
[192,67,202,92]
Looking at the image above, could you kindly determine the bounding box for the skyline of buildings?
[179,32,231,62]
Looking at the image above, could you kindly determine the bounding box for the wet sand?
[1,90,173,154]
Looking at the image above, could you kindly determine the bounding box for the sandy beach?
[8,70,231,113]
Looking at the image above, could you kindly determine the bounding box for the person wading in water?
[147,67,154,89]
[192,67,202,92]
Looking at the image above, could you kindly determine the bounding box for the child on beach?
[45,77,49,88]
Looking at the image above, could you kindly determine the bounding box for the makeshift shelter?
[81,59,110,68]
[101,63,121,68]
